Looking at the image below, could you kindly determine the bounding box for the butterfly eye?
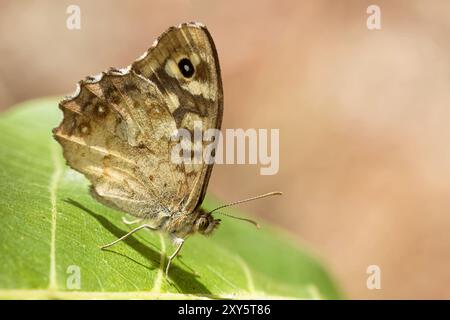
[178,58,195,78]
[199,221,208,231]
[197,217,209,232]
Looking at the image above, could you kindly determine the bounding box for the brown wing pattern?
[132,22,223,213]
[54,70,190,218]
[53,22,223,218]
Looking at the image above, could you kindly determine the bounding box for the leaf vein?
[48,142,63,290]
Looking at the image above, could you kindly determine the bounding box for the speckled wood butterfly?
[53,22,280,277]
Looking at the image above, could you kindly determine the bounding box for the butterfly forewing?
[132,23,223,213]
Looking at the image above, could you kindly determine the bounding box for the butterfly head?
[194,212,221,236]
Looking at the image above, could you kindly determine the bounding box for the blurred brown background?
[1,0,449,299]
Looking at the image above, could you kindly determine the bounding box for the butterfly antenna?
[208,191,283,229]
[214,212,261,229]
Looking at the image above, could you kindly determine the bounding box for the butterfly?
[53,22,280,277]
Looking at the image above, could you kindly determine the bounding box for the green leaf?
[0,97,342,299]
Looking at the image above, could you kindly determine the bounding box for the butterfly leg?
[122,217,144,225]
[165,237,184,277]
[100,224,157,250]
